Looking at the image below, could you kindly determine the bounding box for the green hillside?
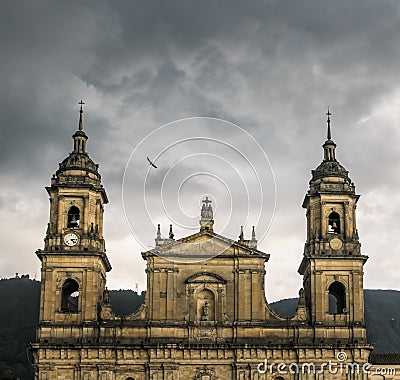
[0,277,399,379]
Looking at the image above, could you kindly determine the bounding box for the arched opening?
[67,206,80,228]
[125,378,135,380]
[197,289,215,322]
[61,279,79,312]
[328,212,340,234]
[328,281,346,314]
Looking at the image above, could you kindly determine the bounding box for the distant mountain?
[0,277,40,380]
[0,277,399,379]
[108,288,146,316]
[364,289,400,353]
[269,297,298,317]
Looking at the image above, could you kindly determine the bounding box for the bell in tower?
[67,206,80,228]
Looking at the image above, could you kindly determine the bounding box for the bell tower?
[298,110,368,335]
[36,102,111,328]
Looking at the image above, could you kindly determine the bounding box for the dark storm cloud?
[1,0,400,299]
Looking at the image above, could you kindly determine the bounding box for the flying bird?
[147,156,158,169]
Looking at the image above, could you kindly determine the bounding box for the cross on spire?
[202,197,212,206]
[79,100,85,112]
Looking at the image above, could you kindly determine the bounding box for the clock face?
[64,232,79,246]
[329,237,343,251]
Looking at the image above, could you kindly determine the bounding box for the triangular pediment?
[142,230,269,262]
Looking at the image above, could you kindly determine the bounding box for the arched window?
[61,279,79,312]
[328,281,346,314]
[67,206,80,228]
[328,212,340,234]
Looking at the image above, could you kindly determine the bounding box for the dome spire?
[310,109,351,182]
[73,100,88,153]
[322,108,336,161]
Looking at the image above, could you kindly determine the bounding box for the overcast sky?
[1,0,400,301]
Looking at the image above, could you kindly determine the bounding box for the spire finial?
[326,107,332,140]
[78,100,85,131]
[239,226,244,241]
[251,226,256,240]
[169,224,174,239]
[73,100,88,153]
[322,107,337,161]
[249,226,257,248]
[156,224,161,239]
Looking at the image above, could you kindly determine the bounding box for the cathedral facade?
[31,107,394,379]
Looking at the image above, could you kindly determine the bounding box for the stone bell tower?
[298,110,368,337]
[36,102,111,329]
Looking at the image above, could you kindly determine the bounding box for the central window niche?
[185,272,227,324]
[197,289,215,322]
